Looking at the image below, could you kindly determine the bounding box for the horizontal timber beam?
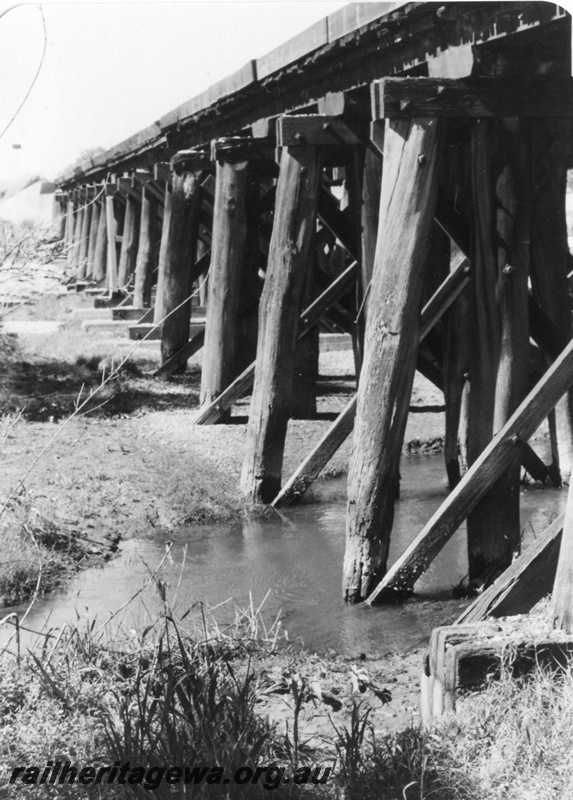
[277,115,366,147]
[171,150,213,174]
[211,137,276,164]
[372,77,573,120]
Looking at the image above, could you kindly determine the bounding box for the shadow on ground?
[1,356,201,421]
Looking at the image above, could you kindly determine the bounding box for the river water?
[2,453,567,654]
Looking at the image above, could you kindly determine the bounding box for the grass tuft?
[3,596,573,798]
[0,495,88,607]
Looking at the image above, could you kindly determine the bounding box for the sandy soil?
[0,347,447,530]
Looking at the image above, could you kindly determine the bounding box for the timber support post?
[64,196,74,255]
[86,189,100,280]
[68,194,82,276]
[240,141,321,504]
[530,118,573,483]
[292,256,319,419]
[117,186,140,290]
[553,466,573,633]
[92,198,107,283]
[273,257,470,507]
[366,334,573,604]
[343,112,444,603]
[357,130,383,378]
[77,193,91,280]
[105,187,119,294]
[157,159,205,368]
[153,171,172,325]
[466,117,531,585]
[200,152,249,417]
[134,185,158,308]
[439,136,472,490]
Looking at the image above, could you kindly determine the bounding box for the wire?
[0,5,47,141]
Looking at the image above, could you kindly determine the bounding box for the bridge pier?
[344,116,444,602]
[530,118,573,484]
[157,170,202,369]
[240,144,321,504]
[77,195,91,281]
[64,197,75,256]
[53,192,67,241]
[117,191,140,290]
[105,192,120,293]
[133,186,158,308]
[92,198,107,284]
[200,158,250,418]
[440,138,472,490]
[465,118,531,585]
[86,192,100,280]
[68,196,83,275]
[154,178,171,325]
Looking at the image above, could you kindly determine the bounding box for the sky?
[0,0,346,185]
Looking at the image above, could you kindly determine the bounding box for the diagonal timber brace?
[273,209,560,507]
[272,257,471,506]
[456,514,564,624]
[193,260,358,425]
[366,335,573,604]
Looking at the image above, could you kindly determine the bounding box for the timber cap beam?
[117,177,142,201]
[154,162,171,183]
[211,136,275,164]
[372,77,573,119]
[276,115,366,147]
[171,150,213,175]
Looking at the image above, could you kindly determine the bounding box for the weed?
[0,495,87,606]
[329,700,371,791]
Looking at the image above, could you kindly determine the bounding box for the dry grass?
[2,575,573,799]
[0,492,93,607]
[439,661,573,800]
[0,598,322,799]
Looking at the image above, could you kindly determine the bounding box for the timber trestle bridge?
[54,0,573,628]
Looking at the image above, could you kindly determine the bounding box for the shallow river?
[3,453,567,654]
